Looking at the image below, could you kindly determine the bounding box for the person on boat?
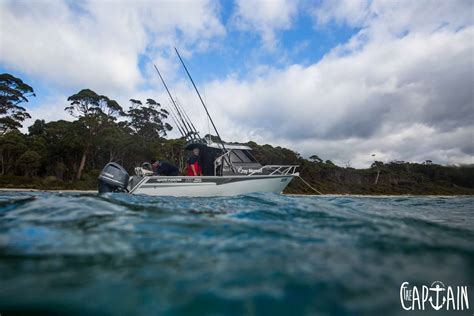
[152,160,179,176]
[187,148,202,176]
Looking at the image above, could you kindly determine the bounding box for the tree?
[371,161,384,168]
[17,150,42,177]
[98,123,133,163]
[65,89,124,179]
[0,73,35,135]
[126,98,172,139]
[325,160,335,166]
[0,130,28,175]
[28,119,47,136]
[371,161,384,185]
[41,120,85,180]
[309,155,323,163]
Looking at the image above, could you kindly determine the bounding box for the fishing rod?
[166,103,186,138]
[169,104,189,139]
[174,47,235,173]
[175,97,200,138]
[153,64,194,139]
[174,49,227,150]
[174,97,198,139]
[161,97,186,138]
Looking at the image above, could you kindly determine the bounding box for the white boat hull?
[129,175,295,197]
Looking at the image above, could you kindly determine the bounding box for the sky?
[0,0,473,168]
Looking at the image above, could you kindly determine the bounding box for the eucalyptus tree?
[17,150,42,177]
[119,98,173,166]
[0,73,35,135]
[65,89,124,179]
[0,130,28,175]
[127,98,172,139]
[31,119,85,180]
[309,155,323,164]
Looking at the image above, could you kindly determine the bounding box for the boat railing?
[248,165,299,176]
[214,151,299,176]
[214,150,231,175]
[134,167,154,177]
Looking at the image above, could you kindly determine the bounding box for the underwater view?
[0,192,473,315]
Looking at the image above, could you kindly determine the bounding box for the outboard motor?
[98,162,129,193]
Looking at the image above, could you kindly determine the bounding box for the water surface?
[0,192,473,315]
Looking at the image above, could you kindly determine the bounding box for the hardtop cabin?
[185,139,296,177]
[186,140,262,176]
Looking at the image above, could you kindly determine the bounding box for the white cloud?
[312,0,371,28]
[312,0,473,40]
[4,0,474,168]
[20,94,73,133]
[0,0,225,93]
[197,1,474,167]
[232,0,298,50]
[2,0,225,137]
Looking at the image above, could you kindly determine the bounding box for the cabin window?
[221,149,258,166]
[233,150,252,163]
[242,150,257,162]
[229,151,243,163]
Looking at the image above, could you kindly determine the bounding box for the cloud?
[4,0,473,167]
[197,1,474,167]
[21,94,73,133]
[0,0,225,93]
[232,0,298,50]
[312,0,473,38]
[203,27,472,135]
[2,0,225,137]
[312,0,371,28]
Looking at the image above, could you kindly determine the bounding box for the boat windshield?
[230,150,257,163]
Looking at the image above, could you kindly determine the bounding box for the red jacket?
[187,155,202,176]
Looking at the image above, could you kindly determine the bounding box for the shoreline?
[0,188,96,193]
[284,193,473,198]
[0,188,472,197]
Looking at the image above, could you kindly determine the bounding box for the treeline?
[236,142,473,195]
[1,73,473,194]
[0,122,188,190]
[0,73,187,189]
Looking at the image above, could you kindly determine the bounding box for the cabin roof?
[206,141,252,150]
[185,139,253,151]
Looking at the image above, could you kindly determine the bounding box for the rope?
[296,176,323,195]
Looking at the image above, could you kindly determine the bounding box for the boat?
[97,48,299,197]
[98,139,299,197]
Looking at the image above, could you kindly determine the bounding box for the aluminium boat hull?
[129,174,295,197]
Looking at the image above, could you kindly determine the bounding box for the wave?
[0,192,473,315]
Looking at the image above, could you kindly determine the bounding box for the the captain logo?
[400,281,470,311]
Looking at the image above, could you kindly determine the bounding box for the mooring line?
[297,176,323,195]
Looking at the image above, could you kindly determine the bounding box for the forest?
[1,73,473,195]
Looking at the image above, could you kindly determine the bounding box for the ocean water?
[0,192,473,316]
